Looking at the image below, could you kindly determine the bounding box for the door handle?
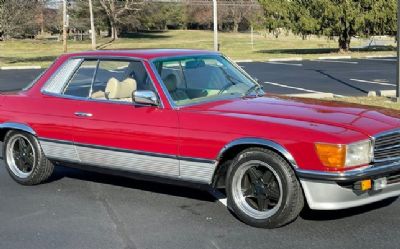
[74,112,93,117]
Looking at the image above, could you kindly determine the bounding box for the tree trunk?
[233,21,239,33]
[338,28,351,53]
[110,19,118,40]
[40,12,45,35]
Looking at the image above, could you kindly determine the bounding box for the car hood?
[182,95,400,137]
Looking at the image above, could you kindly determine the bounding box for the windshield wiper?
[244,84,263,97]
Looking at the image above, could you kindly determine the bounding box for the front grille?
[374,130,400,163]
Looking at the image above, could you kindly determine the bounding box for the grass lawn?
[330,96,400,111]
[0,30,396,67]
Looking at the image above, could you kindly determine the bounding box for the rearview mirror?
[132,90,159,106]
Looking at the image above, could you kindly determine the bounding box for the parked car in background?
[1,49,400,228]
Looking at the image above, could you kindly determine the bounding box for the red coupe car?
[1,49,400,228]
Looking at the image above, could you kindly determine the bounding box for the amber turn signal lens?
[315,143,346,168]
[361,179,372,191]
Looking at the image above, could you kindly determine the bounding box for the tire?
[226,147,304,228]
[3,130,54,185]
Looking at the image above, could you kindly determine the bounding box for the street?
[0,58,399,249]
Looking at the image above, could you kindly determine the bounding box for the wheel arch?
[211,138,298,188]
[0,122,37,142]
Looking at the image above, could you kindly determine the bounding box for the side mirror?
[132,90,159,106]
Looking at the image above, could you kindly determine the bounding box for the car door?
[63,58,180,177]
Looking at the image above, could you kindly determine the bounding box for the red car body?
[1,49,400,212]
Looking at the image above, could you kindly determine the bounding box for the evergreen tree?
[260,0,398,52]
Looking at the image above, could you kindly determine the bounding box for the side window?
[63,60,97,98]
[90,60,154,102]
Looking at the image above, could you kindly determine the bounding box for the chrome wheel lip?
[232,160,283,220]
[6,134,36,179]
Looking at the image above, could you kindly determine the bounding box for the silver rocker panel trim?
[38,138,216,184]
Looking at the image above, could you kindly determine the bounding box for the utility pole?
[63,0,68,52]
[213,0,218,51]
[89,0,96,50]
[397,0,400,99]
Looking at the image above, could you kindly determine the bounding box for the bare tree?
[98,0,143,39]
[227,1,261,32]
[0,0,41,39]
[186,4,212,29]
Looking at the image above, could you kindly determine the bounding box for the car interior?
[63,60,155,103]
[158,59,228,104]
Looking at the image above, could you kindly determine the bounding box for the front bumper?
[297,161,400,210]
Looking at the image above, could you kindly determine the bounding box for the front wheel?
[4,131,54,185]
[226,147,304,228]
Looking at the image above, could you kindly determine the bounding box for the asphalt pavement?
[0,57,396,96]
[0,58,399,249]
[240,57,396,96]
[1,162,400,249]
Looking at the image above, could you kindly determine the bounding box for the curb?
[368,90,397,97]
[378,90,396,97]
[364,55,396,59]
[233,59,254,63]
[1,66,42,70]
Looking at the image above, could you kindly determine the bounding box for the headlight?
[315,140,372,169]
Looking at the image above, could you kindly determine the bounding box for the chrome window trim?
[88,60,100,98]
[60,59,97,95]
[222,55,260,85]
[41,56,165,109]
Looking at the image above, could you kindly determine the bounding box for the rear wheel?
[4,131,54,185]
[226,147,304,228]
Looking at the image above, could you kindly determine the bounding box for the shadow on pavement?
[300,197,398,221]
[119,31,172,39]
[48,165,216,202]
[314,69,369,94]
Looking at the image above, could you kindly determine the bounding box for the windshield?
[153,55,263,106]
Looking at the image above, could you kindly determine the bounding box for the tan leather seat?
[115,78,137,101]
[91,77,137,102]
[91,77,118,99]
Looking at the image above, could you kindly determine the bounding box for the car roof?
[65,49,219,60]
